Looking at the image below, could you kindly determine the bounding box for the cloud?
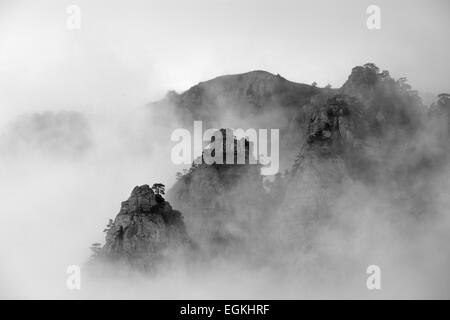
[0,111,92,159]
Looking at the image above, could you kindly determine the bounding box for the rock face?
[92,185,192,272]
[167,130,266,255]
[275,64,437,251]
[277,96,358,251]
[428,94,450,150]
[341,63,425,138]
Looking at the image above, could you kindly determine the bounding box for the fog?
[1,80,450,299]
[0,108,173,298]
[1,0,450,299]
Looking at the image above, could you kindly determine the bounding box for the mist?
[0,103,184,298]
[1,75,450,299]
[1,0,450,300]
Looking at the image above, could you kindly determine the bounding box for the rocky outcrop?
[275,64,433,250]
[428,94,450,141]
[167,130,266,255]
[341,63,425,137]
[277,96,357,251]
[91,185,193,272]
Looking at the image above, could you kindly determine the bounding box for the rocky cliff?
[170,152,266,256]
[89,185,192,273]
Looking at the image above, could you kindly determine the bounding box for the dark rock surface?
[167,130,266,256]
[90,185,193,272]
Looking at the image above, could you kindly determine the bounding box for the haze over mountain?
[1,0,449,300]
[88,64,450,298]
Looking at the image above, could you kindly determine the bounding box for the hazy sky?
[0,0,449,122]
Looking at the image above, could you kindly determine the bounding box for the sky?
[1,0,449,125]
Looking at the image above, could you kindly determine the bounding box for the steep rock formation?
[91,185,192,272]
[275,95,358,251]
[341,63,425,138]
[428,93,450,150]
[167,129,267,255]
[275,64,431,251]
